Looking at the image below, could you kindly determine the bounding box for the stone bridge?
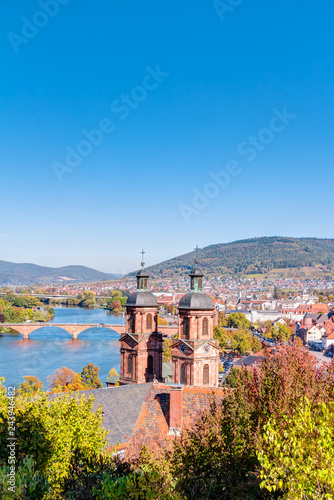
[0,323,178,340]
[0,323,126,340]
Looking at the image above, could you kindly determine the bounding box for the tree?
[112,290,123,301]
[221,312,250,329]
[79,292,96,308]
[0,456,49,499]
[158,315,169,326]
[251,336,262,353]
[156,346,334,498]
[32,311,47,322]
[81,363,103,389]
[0,312,4,323]
[271,323,291,342]
[217,311,226,327]
[213,326,231,351]
[111,300,122,312]
[48,367,78,391]
[258,398,334,498]
[108,367,119,378]
[17,376,44,396]
[13,297,25,307]
[294,336,303,348]
[48,307,55,317]
[230,329,253,354]
[163,339,172,362]
[0,391,107,494]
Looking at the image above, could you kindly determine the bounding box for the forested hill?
[144,237,334,278]
[0,261,120,286]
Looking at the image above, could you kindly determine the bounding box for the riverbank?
[0,307,123,389]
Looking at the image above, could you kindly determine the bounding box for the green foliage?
[230,328,253,353]
[270,323,291,342]
[81,363,103,389]
[258,398,334,499]
[140,346,334,499]
[213,326,231,350]
[0,456,49,499]
[214,325,259,354]
[17,375,44,396]
[106,290,127,312]
[78,291,96,308]
[0,391,107,495]
[226,366,242,388]
[94,449,181,500]
[221,312,251,329]
[252,336,262,352]
[163,339,172,362]
[59,450,127,500]
[0,296,50,324]
[95,465,181,499]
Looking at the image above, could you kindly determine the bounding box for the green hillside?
[0,261,120,286]
[144,237,334,278]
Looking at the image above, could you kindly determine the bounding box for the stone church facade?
[119,256,220,388]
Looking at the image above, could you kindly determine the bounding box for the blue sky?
[1,0,333,273]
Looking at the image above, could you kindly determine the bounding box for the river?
[0,307,123,389]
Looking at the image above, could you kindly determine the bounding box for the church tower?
[119,251,163,385]
[172,248,220,387]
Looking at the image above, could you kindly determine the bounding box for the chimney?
[169,386,183,435]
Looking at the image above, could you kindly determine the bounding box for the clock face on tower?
[204,343,211,353]
[179,343,186,354]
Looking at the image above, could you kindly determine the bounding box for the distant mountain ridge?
[0,260,120,286]
[142,237,334,278]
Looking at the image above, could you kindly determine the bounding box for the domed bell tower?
[119,250,163,385]
[172,247,220,387]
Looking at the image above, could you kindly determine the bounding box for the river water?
[0,307,123,389]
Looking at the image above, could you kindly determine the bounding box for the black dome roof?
[178,292,214,311]
[126,291,158,308]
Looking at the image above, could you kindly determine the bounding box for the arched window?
[146,313,152,331]
[127,355,133,376]
[203,364,209,385]
[202,317,208,336]
[147,355,154,375]
[183,318,189,339]
[129,314,135,333]
[180,363,186,384]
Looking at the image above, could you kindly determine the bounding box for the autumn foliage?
[126,345,334,499]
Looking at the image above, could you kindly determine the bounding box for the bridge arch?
[76,326,121,338]
[28,326,73,339]
[0,326,23,336]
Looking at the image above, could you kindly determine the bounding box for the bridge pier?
[22,333,30,340]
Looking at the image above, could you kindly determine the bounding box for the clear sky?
[1,0,333,274]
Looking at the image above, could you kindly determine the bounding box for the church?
[74,253,225,457]
[118,253,220,388]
